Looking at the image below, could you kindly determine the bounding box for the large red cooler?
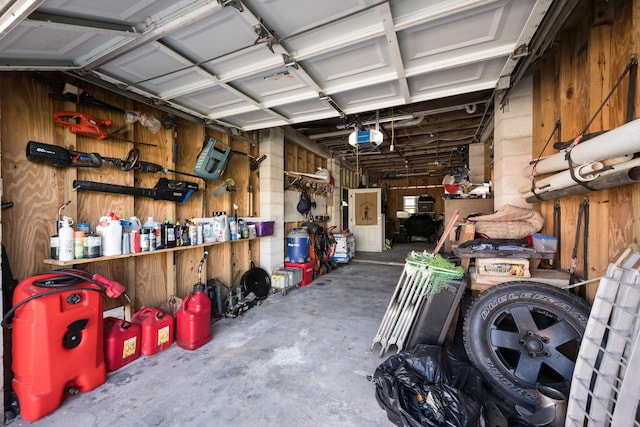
[131,307,174,356]
[11,272,106,422]
[284,260,314,286]
[104,317,142,371]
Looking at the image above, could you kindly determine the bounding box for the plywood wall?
[377,175,444,240]
[283,138,330,238]
[0,72,260,312]
[531,0,640,301]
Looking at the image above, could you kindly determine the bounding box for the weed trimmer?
[176,251,211,350]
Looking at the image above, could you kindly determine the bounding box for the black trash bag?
[373,344,488,427]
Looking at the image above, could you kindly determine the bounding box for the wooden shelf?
[43,237,261,267]
[453,247,555,273]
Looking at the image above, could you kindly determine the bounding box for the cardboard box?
[476,257,530,278]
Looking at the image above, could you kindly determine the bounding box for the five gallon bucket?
[287,228,309,263]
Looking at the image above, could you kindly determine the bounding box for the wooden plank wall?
[0,72,260,312]
[531,0,640,301]
[283,138,329,237]
[380,177,444,231]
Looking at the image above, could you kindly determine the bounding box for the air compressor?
[4,269,128,422]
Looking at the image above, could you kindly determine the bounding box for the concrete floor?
[10,242,436,427]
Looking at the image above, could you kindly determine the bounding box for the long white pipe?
[539,162,604,191]
[522,118,640,177]
[518,155,633,194]
[522,157,640,199]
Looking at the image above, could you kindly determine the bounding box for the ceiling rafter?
[78,1,224,70]
[380,3,410,104]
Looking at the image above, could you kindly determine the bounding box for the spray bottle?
[176,251,212,350]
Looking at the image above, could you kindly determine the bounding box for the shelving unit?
[43,237,261,267]
[42,236,263,320]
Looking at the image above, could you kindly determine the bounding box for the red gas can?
[176,290,211,350]
[104,317,142,372]
[11,272,106,422]
[131,307,174,356]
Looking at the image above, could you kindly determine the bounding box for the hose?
[1,268,111,328]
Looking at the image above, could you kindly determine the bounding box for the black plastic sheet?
[373,344,488,427]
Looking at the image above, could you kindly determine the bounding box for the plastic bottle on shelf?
[96,212,123,257]
[154,222,162,249]
[190,221,198,245]
[143,217,156,251]
[127,217,142,253]
[174,221,181,247]
[58,216,75,262]
[229,216,237,241]
[162,220,176,248]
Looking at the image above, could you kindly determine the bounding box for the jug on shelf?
[96,212,123,257]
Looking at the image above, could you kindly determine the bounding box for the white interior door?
[348,188,384,252]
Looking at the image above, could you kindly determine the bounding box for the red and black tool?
[54,111,157,147]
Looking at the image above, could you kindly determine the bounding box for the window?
[403,196,417,214]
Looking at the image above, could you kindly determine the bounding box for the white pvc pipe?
[522,157,640,199]
[539,162,603,192]
[522,118,640,177]
[519,162,603,195]
[518,155,633,194]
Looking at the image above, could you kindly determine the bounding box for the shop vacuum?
[3,269,128,422]
[177,251,211,350]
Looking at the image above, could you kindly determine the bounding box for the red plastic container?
[131,307,174,356]
[11,273,106,422]
[176,290,212,350]
[104,317,142,372]
[284,260,314,286]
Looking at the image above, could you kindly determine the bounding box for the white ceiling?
[0,0,553,134]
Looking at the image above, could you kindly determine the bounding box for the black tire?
[463,281,590,409]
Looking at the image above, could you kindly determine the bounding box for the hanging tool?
[247,182,254,216]
[568,197,589,286]
[27,141,103,168]
[232,151,267,171]
[212,179,236,196]
[73,178,198,204]
[54,112,157,147]
[26,141,204,180]
[54,111,111,139]
[194,136,232,181]
[30,72,161,133]
[552,201,562,266]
